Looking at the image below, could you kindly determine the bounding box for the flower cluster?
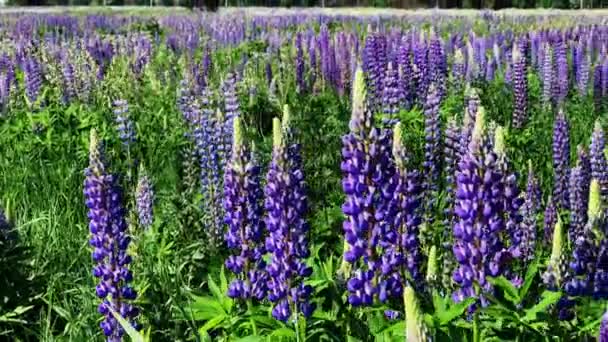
[590,120,608,203]
[265,110,314,322]
[84,130,139,340]
[512,44,528,128]
[552,109,570,209]
[112,99,136,148]
[224,117,267,301]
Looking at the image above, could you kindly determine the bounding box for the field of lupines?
[3,8,608,341]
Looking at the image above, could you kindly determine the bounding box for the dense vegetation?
[1,8,608,342]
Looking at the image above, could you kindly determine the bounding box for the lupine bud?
[542,218,566,291]
[404,286,428,342]
[426,245,438,284]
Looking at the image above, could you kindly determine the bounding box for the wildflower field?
[2,7,608,342]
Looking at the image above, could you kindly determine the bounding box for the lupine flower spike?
[84,129,139,340]
[135,165,154,229]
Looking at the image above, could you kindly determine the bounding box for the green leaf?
[233,336,265,342]
[198,316,226,334]
[519,259,539,299]
[187,295,228,321]
[522,291,562,322]
[110,307,145,342]
[436,297,476,325]
[208,275,232,312]
[269,327,296,338]
[220,266,229,295]
[488,276,520,303]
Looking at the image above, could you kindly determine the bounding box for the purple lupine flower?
[512,44,528,128]
[135,167,154,229]
[131,36,151,80]
[397,36,413,109]
[265,112,314,322]
[23,56,42,106]
[576,43,590,97]
[570,148,590,242]
[428,30,446,101]
[86,36,114,80]
[452,48,466,90]
[485,58,496,82]
[362,29,387,111]
[520,163,540,263]
[591,120,608,203]
[600,311,608,342]
[543,198,557,246]
[423,83,441,203]
[112,99,136,147]
[307,36,316,91]
[594,62,603,112]
[265,60,273,87]
[388,123,424,289]
[552,110,570,209]
[382,61,402,126]
[342,67,395,306]
[565,180,601,297]
[542,43,553,107]
[452,108,511,307]
[84,130,139,340]
[444,117,461,223]
[495,128,524,260]
[295,32,305,93]
[554,38,569,104]
[224,117,267,301]
[413,33,429,105]
[222,72,240,165]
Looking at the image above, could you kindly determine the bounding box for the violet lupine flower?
[295,32,305,93]
[452,107,511,306]
[554,38,569,104]
[594,62,603,112]
[382,61,402,126]
[590,120,608,203]
[600,311,608,342]
[362,30,386,112]
[342,67,395,306]
[576,45,590,97]
[112,99,136,147]
[512,44,528,128]
[60,51,75,104]
[131,36,151,80]
[224,117,267,301]
[542,44,553,107]
[520,163,540,263]
[428,30,446,101]
[413,33,429,105]
[494,127,524,260]
[444,117,461,222]
[570,151,590,242]
[452,48,466,90]
[222,72,240,165]
[565,179,602,297]
[86,36,114,80]
[388,123,424,289]
[135,167,154,229]
[423,83,441,204]
[397,37,413,109]
[84,130,139,340]
[543,198,557,245]
[23,56,42,106]
[552,110,570,209]
[265,112,314,322]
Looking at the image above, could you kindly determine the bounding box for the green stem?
[473,313,480,342]
[246,300,258,336]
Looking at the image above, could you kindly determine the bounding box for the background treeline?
[5,0,607,11]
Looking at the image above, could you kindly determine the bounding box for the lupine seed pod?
[84,130,139,340]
